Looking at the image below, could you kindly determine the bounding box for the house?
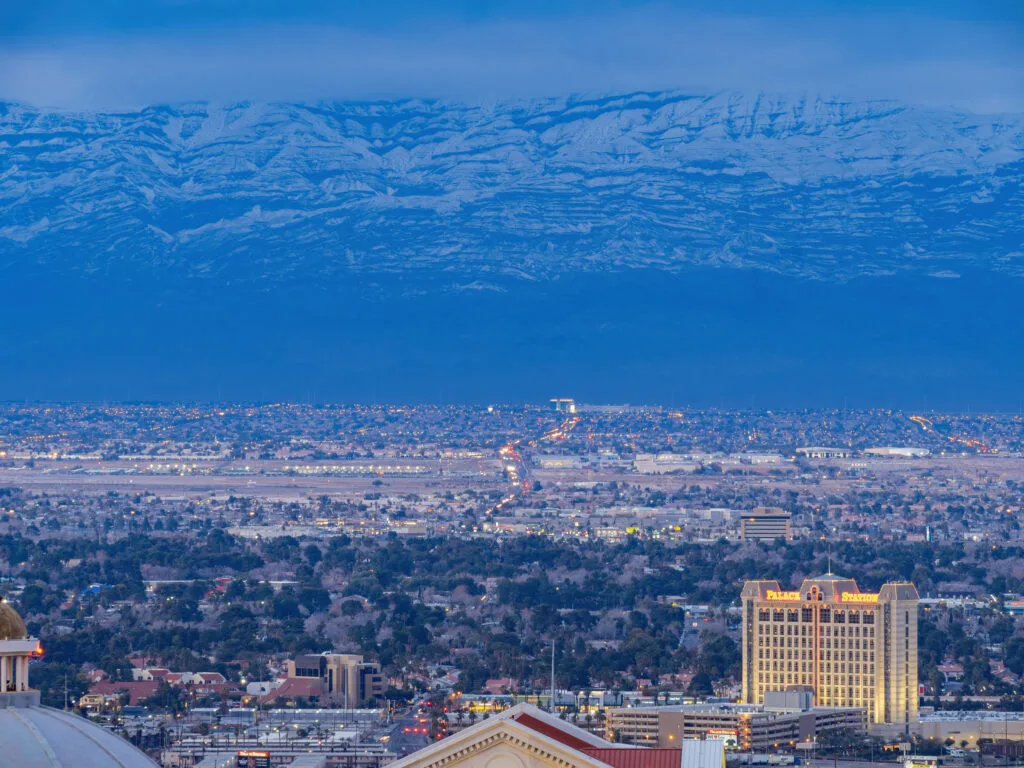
[77,693,112,710]
[989,660,1019,686]
[132,666,166,681]
[259,676,325,705]
[84,669,108,683]
[483,677,517,695]
[389,703,722,768]
[86,680,160,706]
[658,672,694,689]
[937,662,965,683]
[180,672,227,685]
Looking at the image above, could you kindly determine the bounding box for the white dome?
[0,703,158,767]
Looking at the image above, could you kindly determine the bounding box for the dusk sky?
[2,0,1022,111]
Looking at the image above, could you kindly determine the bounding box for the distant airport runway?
[0,461,501,501]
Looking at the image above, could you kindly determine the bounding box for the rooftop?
[0,599,27,641]
[0,696,158,767]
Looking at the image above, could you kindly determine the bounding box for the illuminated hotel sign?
[765,590,800,601]
[237,751,271,768]
[841,592,879,603]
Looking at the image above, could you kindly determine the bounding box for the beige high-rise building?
[285,653,385,708]
[741,575,919,725]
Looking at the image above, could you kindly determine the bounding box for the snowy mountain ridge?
[1,91,1022,282]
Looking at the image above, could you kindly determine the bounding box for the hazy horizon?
[1,1,1021,407]
[2,1,1022,112]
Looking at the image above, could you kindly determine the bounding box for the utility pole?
[550,641,556,714]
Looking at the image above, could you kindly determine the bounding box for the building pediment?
[391,715,617,768]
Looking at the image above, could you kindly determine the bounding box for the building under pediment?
[389,703,723,768]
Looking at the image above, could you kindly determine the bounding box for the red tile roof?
[88,680,160,705]
[259,677,324,704]
[509,711,679,768]
[510,713,601,753]
[584,749,682,768]
[484,677,516,695]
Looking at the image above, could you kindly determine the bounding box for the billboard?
[237,750,272,768]
[707,729,739,748]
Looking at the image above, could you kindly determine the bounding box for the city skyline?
[0,399,1021,766]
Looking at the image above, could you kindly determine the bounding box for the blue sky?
[1,0,1022,111]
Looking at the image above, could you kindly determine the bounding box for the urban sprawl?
[3,402,1024,768]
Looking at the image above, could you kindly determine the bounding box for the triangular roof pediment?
[390,705,622,768]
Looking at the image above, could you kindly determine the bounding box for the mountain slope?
[1,91,1022,283]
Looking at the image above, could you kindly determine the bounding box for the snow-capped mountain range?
[1,91,1022,283]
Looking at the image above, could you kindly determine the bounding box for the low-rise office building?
[606,692,866,750]
[740,508,792,542]
[873,711,1024,747]
[273,653,385,708]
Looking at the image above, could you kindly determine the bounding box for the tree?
[686,672,714,696]
[225,579,247,601]
[272,589,302,620]
[695,633,740,679]
[161,597,201,623]
[298,587,330,614]
[19,584,51,614]
[142,680,185,713]
[990,617,1016,644]
[1005,638,1024,677]
[304,544,322,567]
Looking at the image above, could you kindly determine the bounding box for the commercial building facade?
[285,654,386,708]
[741,575,919,725]
[876,711,1024,749]
[606,694,865,750]
[740,508,792,542]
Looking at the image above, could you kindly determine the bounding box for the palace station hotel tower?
[741,574,920,725]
